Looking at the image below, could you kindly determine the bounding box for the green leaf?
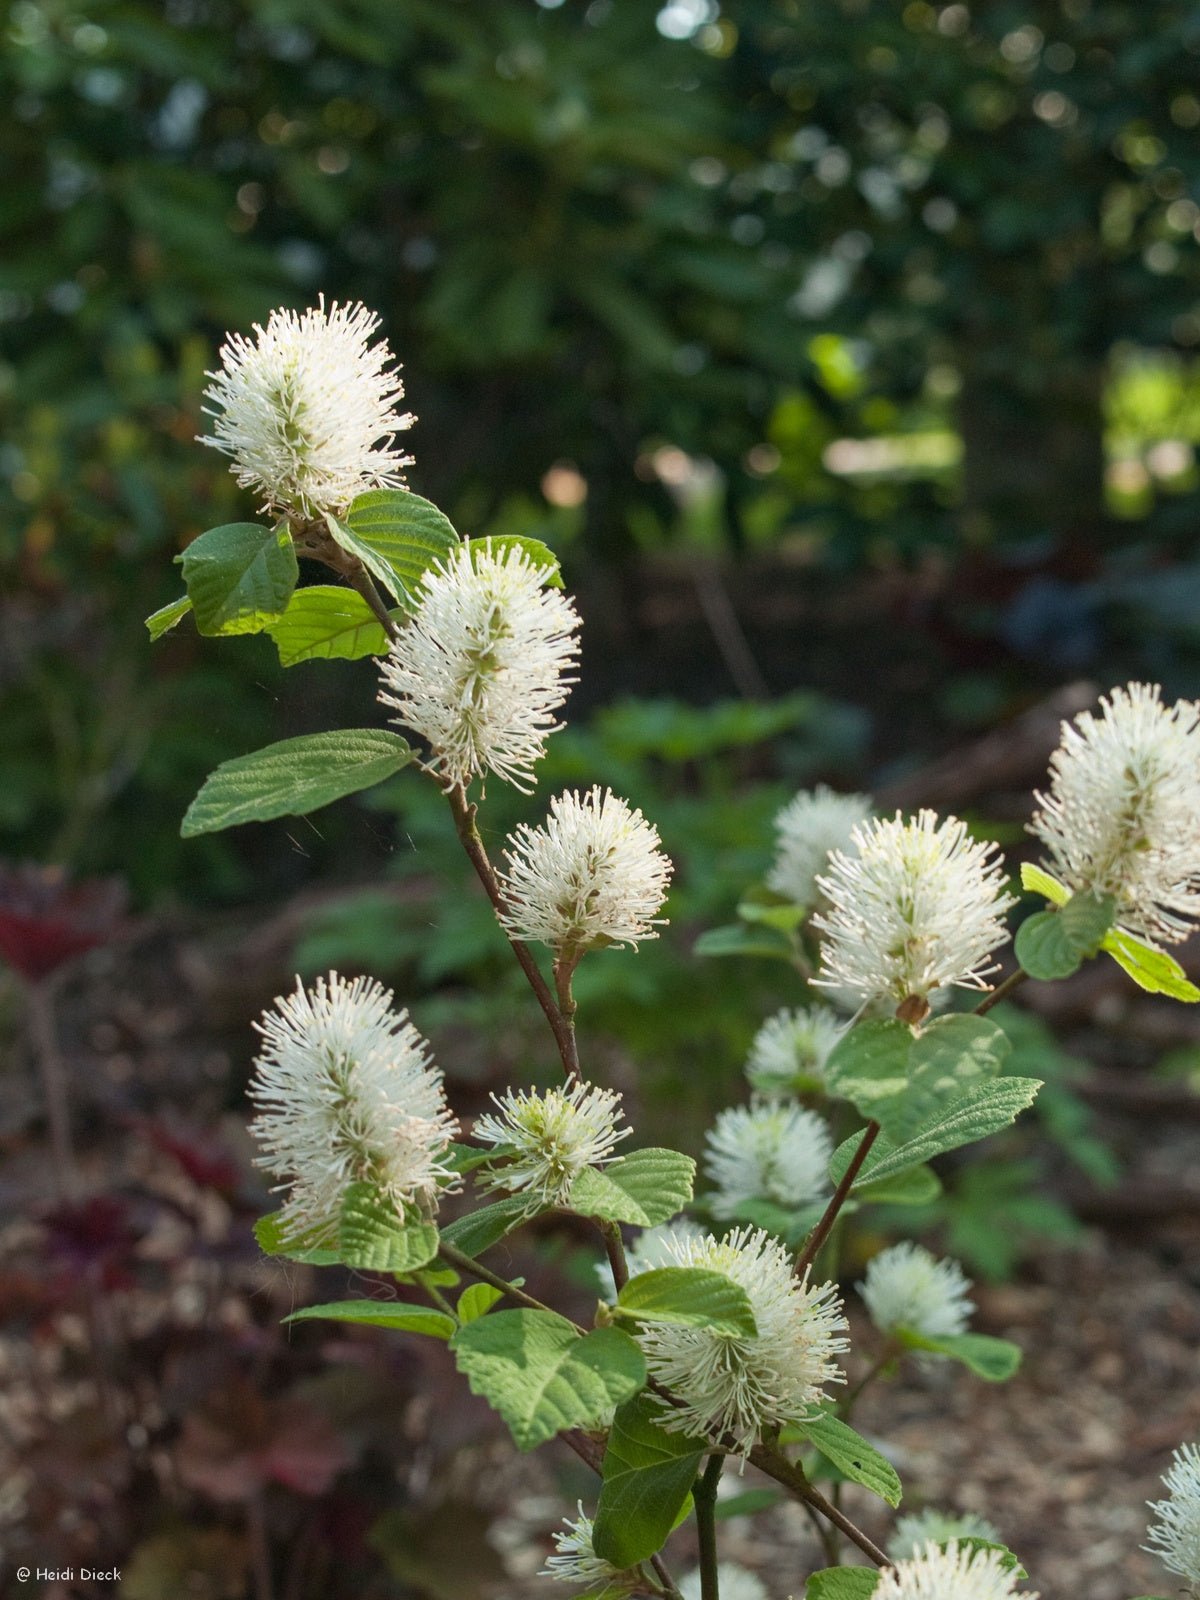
[457,1283,504,1323]
[737,884,809,933]
[145,594,193,639]
[825,1016,1010,1143]
[1102,928,1200,1000]
[450,1311,645,1451]
[265,585,393,666]
[1020,862,1069,906]
[1016,891,1114,981]
[829,1077,1043,1189]
[338,1185,439,1273]
[693,923,795,961]
[805,1569,880,1599]
[440,1195,532,1257]
[181,729,415,837]
[465,534,563,586]
[178,521,298,635]
[895,1328,1022,1381]
[334,489,459,603]
[592,1393,707,1567]
[950,1540,1028,1578]
[614,1267,757,1335]
[797,1414,902,1508]
[569,1148,695,1227]
[284,1299,455,1339]
[253,1212,341,1266]
[852,1163,942,1206]
[713,1488,782,1520]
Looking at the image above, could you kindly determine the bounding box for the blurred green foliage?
[4,0,1200,891]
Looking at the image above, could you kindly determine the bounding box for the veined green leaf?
[181,728,415,837]
[145,594,193,639]
[253,1211,341,1266]
[451,1310,645,1451]
[178,521,297,635]
[457,1283,504,1324]
[805,1568,880,1599]
[614,1267,757,1335]
[797,1413,902,1507]
[338,1184,439,1273]
[895,1327,1022,1380]
[265,584,394,666]
[592,1393,707,1567]
[332,489,459,603]
[569,1148,695,1227]
[465,534,563,586]
[284,1299,455,1339]
[440,1195,533,1257]
[1102,927,1200,1000]
[1020,862,1069,906]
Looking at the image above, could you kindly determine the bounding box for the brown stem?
[975,967,1029,1015]
[346,565,399,641]
[694,1453,724,1600]
[747,1443,891,1568]
[553,954,582,1081]
[650,1553,684,1599]
[600,1220,630,1293]
[795,1120,881,1277]
[445,784,579,1080]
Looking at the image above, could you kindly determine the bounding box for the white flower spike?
[1031,683,1200,949]
[703,1101,832,1220]
[859,1241,973,1341]
[680,1563,768,1600]
[249,972,457,1240]
[1144,1441,1200,1587]
[200,298,414,517]
[767,784,873,909]
[814,810,1015,1013]
[888,1509,1001,1561]
[637,1225,848,1457]
[542,1503,640,1592]
[378,543,580,793]
[473,1080,631,1209]
[499,787,673,955]
[874,1541,1036,1600]
[744,1004,847,1098]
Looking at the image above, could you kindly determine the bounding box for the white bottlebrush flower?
[680,1563,769,1600]
[874,1541,1036,1600]
[200,297,414,517]
[859,1242,973,1341]
[595,1216,707,1299]
[498,787,673,954]
[472,1080,631,1209]
[813,811,1016,1011]
[637,1225,848,1457]
[703,1101,832,1220]
[767,784,873,908]
[1145,1441,1200,1587]
[1030,683,1200,949]
[542,1503,641,1592]
[888,1509,1002,1561]
[744,1004,847,1098]
[378,543,580,793]
[249,972,457,1240]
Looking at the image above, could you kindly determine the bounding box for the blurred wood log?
[875,680,1098,811]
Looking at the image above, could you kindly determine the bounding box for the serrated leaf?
[614,1267,757,1335]
[457,1283,504,1323]
[253,1212,342,1266]
[440,1195,533,1257]
[179,521,298,635]
[829,1077,1043,1189]
[465,534,563,586]
[337,1185,439,1273]
[797,1414,901,1507]
[1020,862,1069,906]
[181,729,415,837]
[265,585,393,666]
[694,923,795,961]
[805,1569,880,1599]
[284,1299,455,1339]
[825,1016,1010,1143]
[332,490,459,603]
[1102,928,1200,1000]
[451,1311,645,1451]
[592,1393,707,1567]
[569,1148,695,1227]
[145,594,193,639]
[896,1328,1022,1381]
